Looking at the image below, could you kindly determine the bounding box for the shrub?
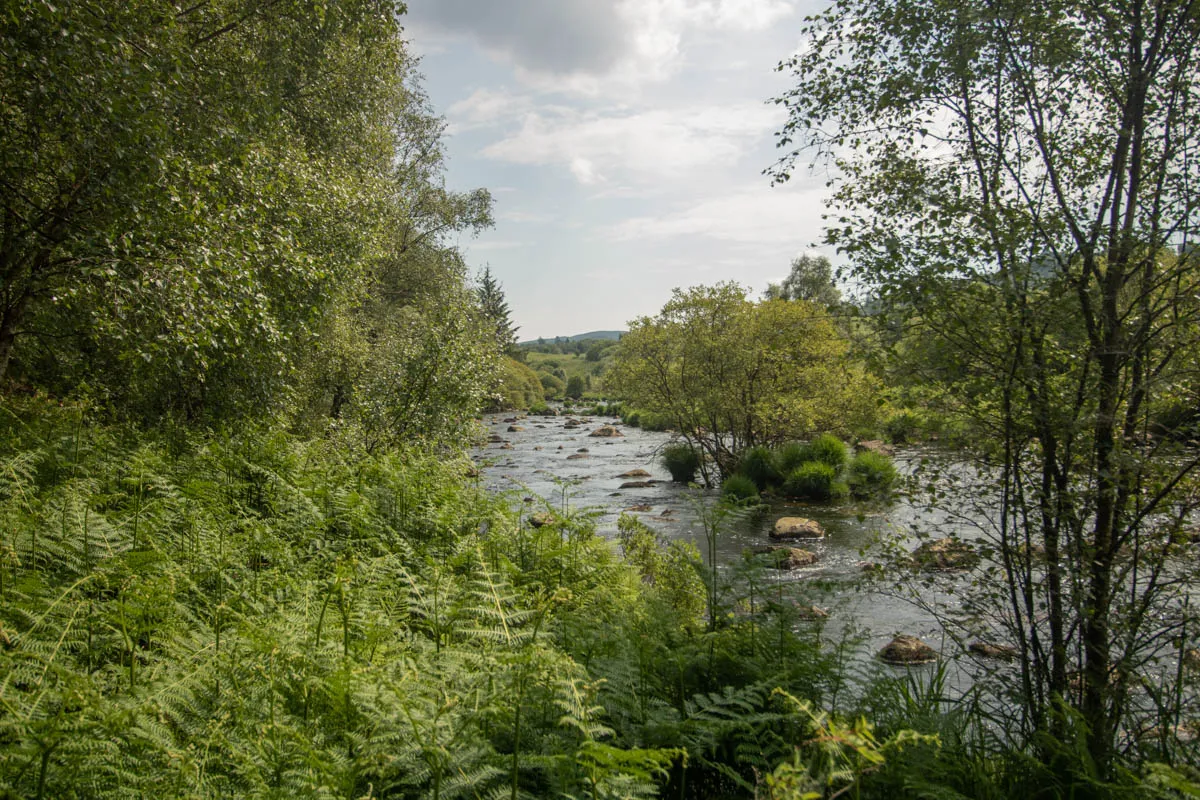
[721,474,760,503]
[809,433,848,470]
[848,450,898,497]
[662,443,700,483]
[738,445,780,490]
[490,357,544,410]
[565,376,585,399]
[540,373,565,399]
[884,409,924,443]
[774,441,812,475]
[622,409,642,427]
[783,462,847,501]
[637,410,671,431]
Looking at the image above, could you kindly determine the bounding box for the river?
[472,408,989,674]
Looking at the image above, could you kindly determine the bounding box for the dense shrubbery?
[774,441,812,476]
[622,407,672,431]
[721,473,760,502]
[847,451,898,497]
[783,461,846,501]
[808,433,849,470]
[718,436,897,502]
[738,445,780,490]
[662,442,701,483]
[491,356,546,410]
[0,399,885,800]
[540,372,566,399]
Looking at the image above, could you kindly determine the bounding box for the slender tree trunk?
[0,286,31,383]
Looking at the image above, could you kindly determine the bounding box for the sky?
[401,0,834,341]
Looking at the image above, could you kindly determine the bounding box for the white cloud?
[481,103,784,184]
[447,89,534,128]
[609,183,827,244]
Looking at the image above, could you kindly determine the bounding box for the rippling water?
[472,410,991,667]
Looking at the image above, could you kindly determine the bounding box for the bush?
[721,474,760,503]
[783,462,847,501]
[622,409,642,427]
[738,445,781,490]
[662,443,700,483]
[809,433,848,470]
[848,450,898,497]
[540,373,565,399]
[883,410,915,443]
[637,410,671,431]
[774,441,811,475]
[490,357,545,410]
[565,376,585,399]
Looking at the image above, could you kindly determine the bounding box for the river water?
[473,409,980,668]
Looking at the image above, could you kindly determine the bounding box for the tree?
[764,254,841,307]
[477,266,518,355]
[565,375,585,399]
[608,283,875,484]
[1,0,419,418]
[771,0,1200,774]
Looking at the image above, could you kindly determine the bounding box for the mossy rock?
[751,546,819,570]
[589,425,624,438]
[968,641,1018,661]
[910,537,978,571]
[879,635,937,665]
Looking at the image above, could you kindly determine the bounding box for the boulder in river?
[620,480,655,489]
[589,425,624,438]
[619,469,652,478]
[751,546,819,570]
[528,512,557,528]
[796,604,829,620]
[911,538,978,571]
[855,439,895,456]
[567,453,589,460]
[487,434,505,443]
[968,641,1019,661]
[626,504,652,512]
[879,635,937,665]
[507,425,524,432]
[770,517,825,540]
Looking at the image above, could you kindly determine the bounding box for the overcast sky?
[402,0,833,340]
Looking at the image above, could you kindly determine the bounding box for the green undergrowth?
[0,400,849,799]
[0,400,1189,799]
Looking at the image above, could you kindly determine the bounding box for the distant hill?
[519,330,624,346]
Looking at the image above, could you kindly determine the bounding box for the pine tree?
[476,267,518,355]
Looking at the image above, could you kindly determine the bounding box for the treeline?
[2,0,501,446]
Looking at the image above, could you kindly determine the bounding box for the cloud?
[408,0,797,95]
[447,89,534,129]
[480,103,784,184]
[608,183,827,244]
[406,0,630,74]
